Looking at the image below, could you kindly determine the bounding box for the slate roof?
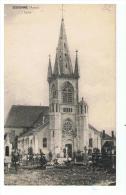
[89,124,113,140]
[88,124,101,134]
[5,105,49,128]
[19,121,49,138]
[102,133,112,140]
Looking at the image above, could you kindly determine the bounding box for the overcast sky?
[4,4,116,134]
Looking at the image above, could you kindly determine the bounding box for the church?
[5,17,103,159]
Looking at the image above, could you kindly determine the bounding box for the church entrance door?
[65,144,72,158]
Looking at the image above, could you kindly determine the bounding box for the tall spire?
[47,55,52,82]
[53,18,73,76]
[53,50,60,76]
[74,50,79,78]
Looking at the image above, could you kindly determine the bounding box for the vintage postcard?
[4,4,116,186]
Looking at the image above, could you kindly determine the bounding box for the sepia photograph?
[4,4,116,185]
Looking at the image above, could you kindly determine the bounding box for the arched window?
[63,119,73,136]
[5,146,9,156]
[84,105,86,113]
[81,105,83,114]
[89,138,93,148]
[56,104,58,112]
[52,103,54,112]
[43,138,47,148]
[84,105,88,113]
[62,82,74,104]
[51,84,57,99]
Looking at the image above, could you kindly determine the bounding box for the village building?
[4,17,114,159]
[4,133,12,162]
[4,130,17,164]
[101,130,116,154]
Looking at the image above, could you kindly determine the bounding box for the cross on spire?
[61,4,64,20]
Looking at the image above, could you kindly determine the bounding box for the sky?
[4,4,116,134]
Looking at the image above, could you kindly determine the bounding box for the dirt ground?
[4,165,116,185]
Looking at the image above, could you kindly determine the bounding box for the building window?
[84,105,86,113]
[51,84,57,99]
[5,146,9,156]
[89,138,93,148]
[53,131,55,137]
[56,104,58,112]
[28,147,33,155]
[63,119,73,136]
[81,105,83,114]
[43,138,47,148]
[64,120,72,131]
[52,103,54,112]
[63,107,72,112]
[62,82,74,104]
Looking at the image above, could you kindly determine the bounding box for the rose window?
[63,119,73,136]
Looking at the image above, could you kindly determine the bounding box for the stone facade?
[46,18,101,158]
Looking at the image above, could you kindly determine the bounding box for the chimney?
[102,130,105,138]
[111,131,114,138]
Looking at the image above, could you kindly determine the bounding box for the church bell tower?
[47,17,83,158]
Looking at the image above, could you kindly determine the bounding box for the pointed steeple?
[74,50,79,78]
[53,49,60,76]
[53,18,73,76]
[47,55,52,82]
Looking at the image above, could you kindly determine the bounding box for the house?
[101,130,116,154]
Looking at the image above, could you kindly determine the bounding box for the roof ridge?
[11,105,49,108]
